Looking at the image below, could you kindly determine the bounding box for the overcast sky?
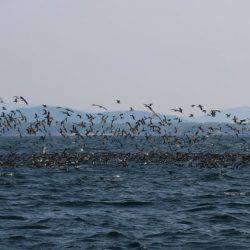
[0,1,249,112]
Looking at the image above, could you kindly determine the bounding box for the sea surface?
[0,137,250,249]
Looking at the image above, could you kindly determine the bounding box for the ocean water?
[0,137,250,249]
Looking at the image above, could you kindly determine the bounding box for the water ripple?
[0,164,249,249]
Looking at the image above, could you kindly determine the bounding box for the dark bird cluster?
[0,96,249,168]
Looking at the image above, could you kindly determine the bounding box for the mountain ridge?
[4,105,250,124]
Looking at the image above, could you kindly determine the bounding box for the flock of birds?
[0,96,249,168]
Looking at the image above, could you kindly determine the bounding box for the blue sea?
[0,136,250,249]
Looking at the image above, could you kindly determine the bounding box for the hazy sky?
[0,0,250,112]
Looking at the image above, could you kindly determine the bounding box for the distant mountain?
[2,106,250,137]
[17,106,179,124]
[19,106,88,122]
[190,106,250,123]
[6,106,250,125]
[100,110,179,123]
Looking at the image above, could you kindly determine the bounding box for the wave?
[0,215,26,221]
[57,199,154,207]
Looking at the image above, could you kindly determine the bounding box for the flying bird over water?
[92,104,108,111]
[171,107,183,113]
[20,96,28,105]
[12,96,28,105]
[209,109,221,117]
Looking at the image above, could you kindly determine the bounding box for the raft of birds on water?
[0,96,249,168]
